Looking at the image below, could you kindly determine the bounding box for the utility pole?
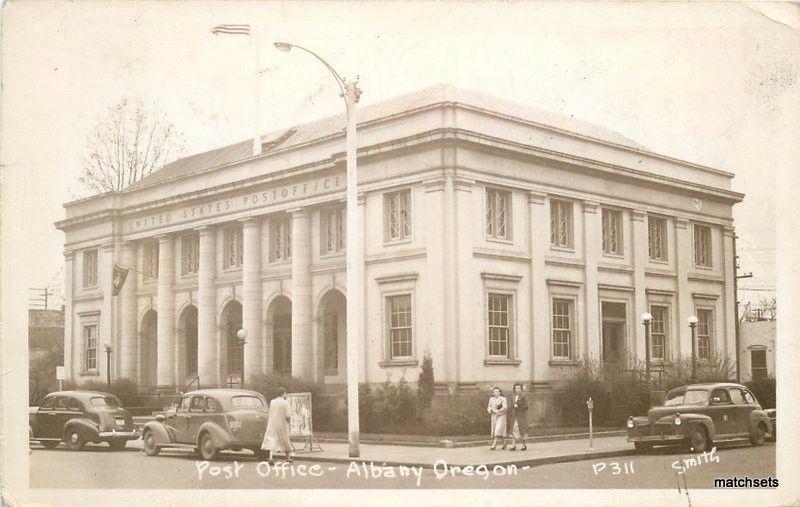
[733,233,753,383]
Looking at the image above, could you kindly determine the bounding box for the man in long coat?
[261,388,294,463]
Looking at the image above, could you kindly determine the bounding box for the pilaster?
[197,226,218,387]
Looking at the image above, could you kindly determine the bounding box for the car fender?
[142,420,174,445]
[63,418,100,442]
[675,413,716,441]
[748,410,772,434]
[196,422,233,449]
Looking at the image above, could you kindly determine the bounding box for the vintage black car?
[627,382,772,453]
[141,389,268,461]
[29,390,137,450]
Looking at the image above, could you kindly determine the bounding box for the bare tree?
[78,98,184,195]
[758,296,777,321]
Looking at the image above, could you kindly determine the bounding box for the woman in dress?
[260,387,294,463]
[507,383,530,451]
[487,386,509,450]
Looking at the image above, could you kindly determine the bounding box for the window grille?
[550,200,573,248]
[83,249,98,288]
[486,188,510,240]
[694,224,712,267]
[387,295,413,358]
[386,190,412,241]
[648,216,668,261]
[143,242,159,280]
[602,208,623,255]
[487,293,512,357]
[270,217,292,262]
[181,233,199,275]
[223,226,244,269]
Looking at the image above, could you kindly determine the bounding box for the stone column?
[528,191,548,381]
[156,235,176,387]
[63,250,75,380]
[583,201,601,360]
[197,227,218,387]
[675,218,692,357]
[291,209,313,380]
[242,218,264,379]
[119,241,138,380]
[631,210,648,360]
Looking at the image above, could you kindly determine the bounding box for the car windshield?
[663,389,686,406]
[663,389,708,406]
[231,396,264,409]
[90,396,120,407]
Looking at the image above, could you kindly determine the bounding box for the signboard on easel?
[286,392,322,452]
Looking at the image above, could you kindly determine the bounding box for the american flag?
[211,24,250,36]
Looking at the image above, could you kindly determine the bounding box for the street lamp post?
[641,313,652,405]
[104,343,112,391]
[274,42,362,458]
[688,315,699,383]
[236,329,248,388]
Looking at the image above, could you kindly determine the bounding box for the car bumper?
[98,429,139,440]
[628,435,685,443]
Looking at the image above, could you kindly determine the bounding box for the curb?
[302,430,627,448]
[288,447,637,469]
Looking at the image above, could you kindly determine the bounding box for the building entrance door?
[601,302,627,367]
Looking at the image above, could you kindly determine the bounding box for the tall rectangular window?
[648,216,668,261]
[694,224,712,267]
[385,190,412,241]
[487,293,512,357]
[321,207,346,255]
[83,324,97,371]
[602,208,623,255]
[550,200,573,248]
[552,299,573,359]
[387,294,412,358]
[650,305,668,360]
[181,233,199,275]
[270,216,292,262]
[143,241,159,281]
[82,249,98,288]
[697,309,713,360]
[223,225,244,269]
[486,188,511,240]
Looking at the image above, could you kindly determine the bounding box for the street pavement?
[29,440,775,489]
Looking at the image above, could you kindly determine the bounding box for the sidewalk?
[284,435,634,468]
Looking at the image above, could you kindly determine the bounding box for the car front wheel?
[687,426,709,453]
[750,424,767,446]
[65,429,85,451]
[142,430,160,456]
[199,433,220,461]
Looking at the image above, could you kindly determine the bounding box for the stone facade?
[55,84,743,395]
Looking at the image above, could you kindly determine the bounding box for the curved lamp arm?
[274,42,348,102]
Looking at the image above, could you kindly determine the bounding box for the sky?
[2,1,798,309]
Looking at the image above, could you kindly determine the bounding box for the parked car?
[29,390,137,451]
[764,408,776,441]
[626,382,772,453]
[141,389,269,461]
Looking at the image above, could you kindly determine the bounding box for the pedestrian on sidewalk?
[487,387,509,450]
[507,383,529,451]
[261,387,294,464]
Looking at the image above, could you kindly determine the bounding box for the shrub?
[370,379,417,432]
[422,392,488,436]
[746,376,775,409]
[70,378,142,407]
[664,352,736,390]
[29,345,64,405]
[417,351,435,414]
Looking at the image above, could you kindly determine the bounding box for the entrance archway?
[139,309,158,388]
[178,305,198,382]
[221,300,243,385]
[318,290,346,382]
[267,296,292,375]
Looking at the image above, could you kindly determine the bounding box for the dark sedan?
[626,382,772,453]
[29,390,138,450]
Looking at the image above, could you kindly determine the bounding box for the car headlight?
[626,418,635,428]
[674,416,682,426]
